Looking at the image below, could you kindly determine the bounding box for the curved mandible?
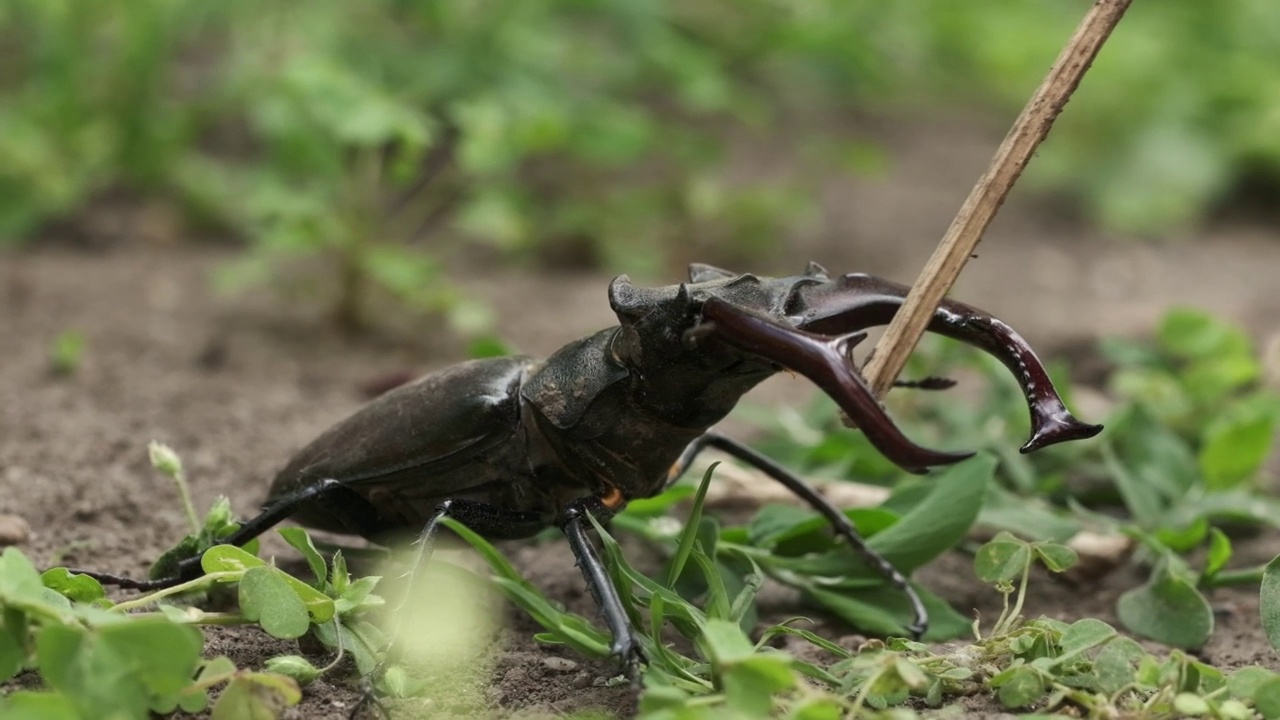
[792,273,1103,453]
[690,297,973,474]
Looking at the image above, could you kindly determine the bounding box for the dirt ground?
[3,115,1279,718]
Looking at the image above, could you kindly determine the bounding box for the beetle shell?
[267,357,561,540]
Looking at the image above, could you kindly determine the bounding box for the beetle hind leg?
[671,432,929,639]
[67,478,386,590]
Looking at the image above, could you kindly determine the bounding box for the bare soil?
[3,115,1279,718]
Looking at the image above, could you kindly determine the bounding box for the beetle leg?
[669,432,928,639]
[692,297,973,473]
[560,494,646,679]
[68,478,387,590]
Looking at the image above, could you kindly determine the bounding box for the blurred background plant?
[4,0,1277,330]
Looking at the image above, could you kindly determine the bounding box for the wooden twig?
[863,0,1133,398]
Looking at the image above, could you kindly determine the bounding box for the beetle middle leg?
[669,431,929,639]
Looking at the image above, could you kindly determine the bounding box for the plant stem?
[173,468,201,536]
[1204,566,1266,587]
[863,0,1133,396]
[110,570,241,612]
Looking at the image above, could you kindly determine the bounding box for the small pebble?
[0,514,31,546]
[542,656,578,673]
[572,671,593,689]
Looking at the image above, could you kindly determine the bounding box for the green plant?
[47,330,85,376]
[753,307,1279,650]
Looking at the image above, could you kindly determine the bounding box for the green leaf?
[212,673,301,720]
[994,665,1045,708]
[974,534,1030,583]
[1092,637,1146,694]
[1173,693,1210,716]
[1257,679,1280,720]
[722,654,796,716]
[264,655,320,686]
[277,528,327,587]
[1118,560,1214,648]
[201,544,267,574]
[40,568,106,603]
[1103,406,1199,523]
[804,583,970,641]
[1227,666,1278,700]
[700,618,756,665]
[666,463,716,588]
[1260,555,1280,653]
[239,567,311,640]
[1033,543,1078,573]
[1054,618,1116,663]
[1159,308,1252,361]
[0,691,81,720]
[0,548,52,606]
[1203,527,1232,581]
[0,616,26,682]
[1199,412,1275,489]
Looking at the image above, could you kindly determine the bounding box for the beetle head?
[605,264,836,426]
[607,263,833,362]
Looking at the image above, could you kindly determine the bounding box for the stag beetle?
[83,262,1100,672]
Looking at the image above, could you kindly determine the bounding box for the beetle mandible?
[84,262,1101,670]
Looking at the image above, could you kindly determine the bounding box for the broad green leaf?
[1199,412,1276,489]
[1227,666,1279,700]
[975,534,1029,583]
[994,666,1045,708]
[1033,543,1078,573]
[0,618,25,681]
[201,544,267,574]
[699,618,755,664]
[0,548,50,606]
[1054,618,1116,662]
[804,583,970,641]
[868,453,993,572]
[264,655,320,686]
[239,567,311,640]
[1159,309,1252,361]
[99,619,204,696]
[1118,561,1213,648]
[278,527,327,587]
[1093,637,1146,694]
[212,673,300,720]
[40,567,106,604]
[1255,678,1280,720]
[0,691,80,720]
[722,654,795,716]
[1173,693,1210,716]
[1104,405,1199,521]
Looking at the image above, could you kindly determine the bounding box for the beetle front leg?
[670,432,928,639]
[560,493,647,678]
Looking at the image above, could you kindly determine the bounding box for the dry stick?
[862,0,1133,398]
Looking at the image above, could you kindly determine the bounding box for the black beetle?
[83,262,1100,671]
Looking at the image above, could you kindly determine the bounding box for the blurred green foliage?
[889,0,1280,235]
[2,1,1276,325]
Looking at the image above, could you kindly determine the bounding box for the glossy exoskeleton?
[85,262,1101,670]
